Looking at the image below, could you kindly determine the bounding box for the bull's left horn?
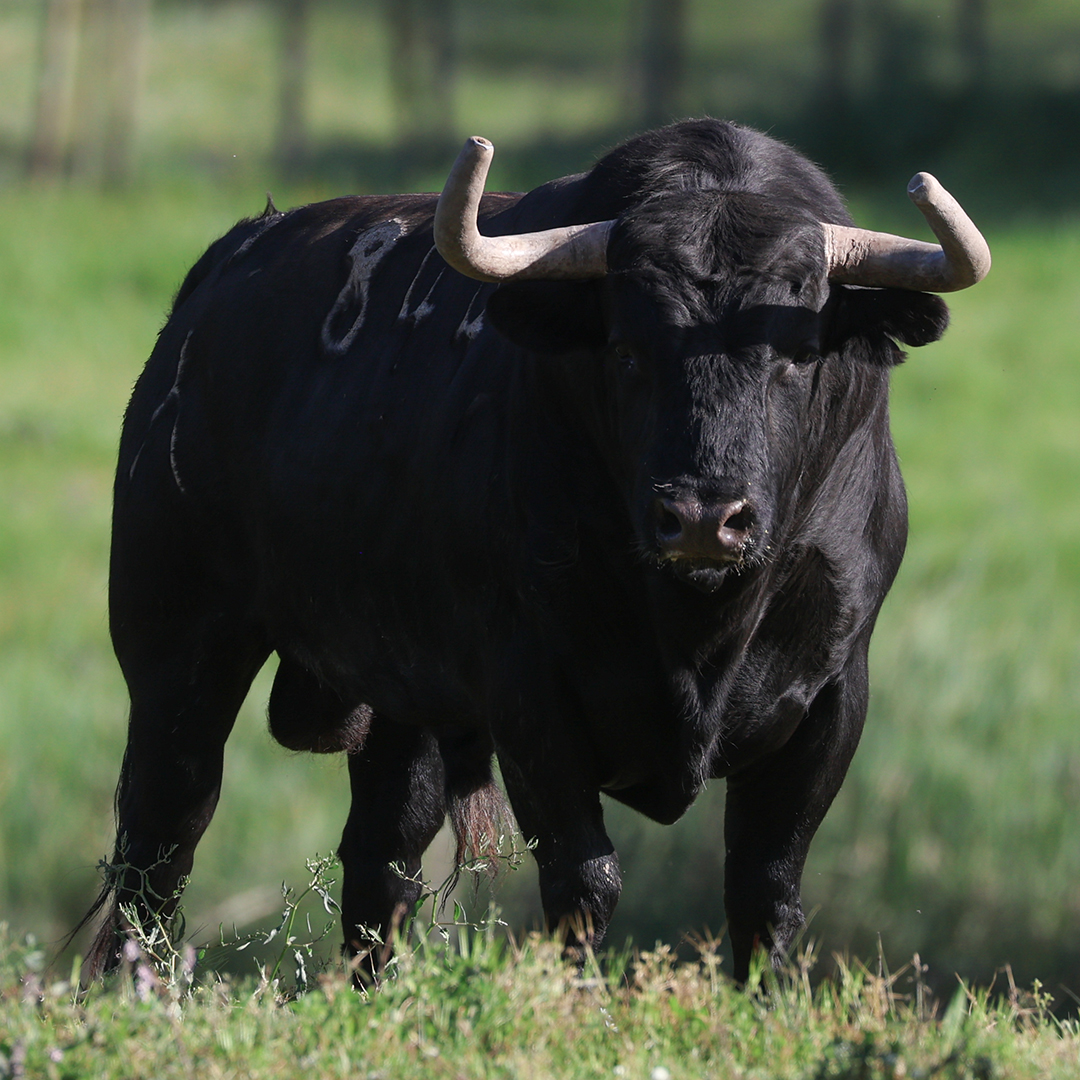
[434,136,614,282]
[823,173,990,292]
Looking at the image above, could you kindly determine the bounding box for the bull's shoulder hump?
[283,193,441,243]
[247,190,522,252]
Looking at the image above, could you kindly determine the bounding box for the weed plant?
[4,912,1080,1079]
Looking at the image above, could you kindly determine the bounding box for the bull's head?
[434,134,989,593]
[434,136,989,291]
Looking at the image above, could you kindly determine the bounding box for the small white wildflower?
[651,1067,672,1080]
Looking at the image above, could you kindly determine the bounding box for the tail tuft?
[447,779,514,872]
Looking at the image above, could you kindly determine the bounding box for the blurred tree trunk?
[638,0,687,127]
[276,0,311,176]
[67,0,106,180]
[819,0,855,118]
[101,0,151,188]
[28,0,84,180]
[68,0,149,186]
[957,0,989,93]
[384,0,456,156]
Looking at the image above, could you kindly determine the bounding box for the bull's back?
[123,193,501,509]
[115,193,540,704]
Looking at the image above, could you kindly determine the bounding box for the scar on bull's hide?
[397,245,446,325]
[456,287,487,342]
[127,330,193,489]
[321,218,407,357]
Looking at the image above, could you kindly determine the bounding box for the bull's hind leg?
[338,720,448,980]
[83,596,268,979]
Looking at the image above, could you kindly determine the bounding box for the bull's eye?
[791,343,821,365]
[612,342,637,371]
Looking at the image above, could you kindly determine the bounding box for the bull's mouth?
[663,556,738,594]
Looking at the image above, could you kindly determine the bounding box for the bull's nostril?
[657,507,683,541]
[724,505,754,536]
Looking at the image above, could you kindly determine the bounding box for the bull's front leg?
[722,650,870,983]
[497,745,621,961]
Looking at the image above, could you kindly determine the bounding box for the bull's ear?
[485,280,607,354]
[827,287,950,352]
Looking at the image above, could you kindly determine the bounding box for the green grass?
[812,226,1080,986]
[3,923,1080,1079]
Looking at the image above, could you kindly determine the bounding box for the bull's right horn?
[823,173,990,292]
[434,136,614,282]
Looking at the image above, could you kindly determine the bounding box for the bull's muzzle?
[654,497,755,565]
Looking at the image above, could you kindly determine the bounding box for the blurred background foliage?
[1,0,1079,1005]
[6,0,1080,206]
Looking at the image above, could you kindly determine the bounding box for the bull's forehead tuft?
[610,189,826,293]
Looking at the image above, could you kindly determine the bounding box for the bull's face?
[487,192,949,593]
[434,134,986,591]
[600,193,830,591]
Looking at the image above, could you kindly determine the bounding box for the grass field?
[3,924,1080,1079]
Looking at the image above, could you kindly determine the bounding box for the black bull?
[80,120,986,983]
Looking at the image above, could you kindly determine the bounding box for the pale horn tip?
[905,171,991,288]
[456,136,494,173]
[461,136,494,163]
[906,172,939,206]
[435,135,614,282]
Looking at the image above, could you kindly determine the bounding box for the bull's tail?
[62,878,116,985]
[61,749,137,983]
[440,733,515,884]
[447,778,514,871]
